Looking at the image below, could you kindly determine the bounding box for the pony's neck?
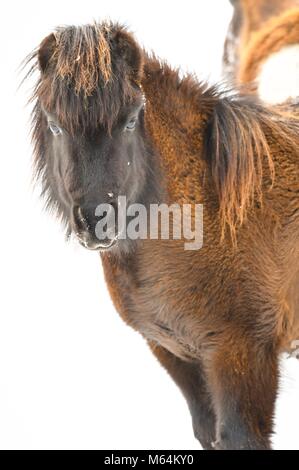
[141,55,214,205]
[142,55,214,136]
[141,55,299,239]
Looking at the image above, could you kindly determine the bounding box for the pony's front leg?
[148,342,216,450]
[207,336,279,450]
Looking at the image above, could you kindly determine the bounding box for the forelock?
[32,22,143,133]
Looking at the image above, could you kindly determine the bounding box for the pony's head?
[27,22,154,251]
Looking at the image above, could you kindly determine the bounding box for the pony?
[24,21,299,450]
[224,0,299,104]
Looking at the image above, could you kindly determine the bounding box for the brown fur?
[102,56,299,449]
[26,22,299,450]
[239,8,299,84]
[239,0,297,41]
[223,0,299,82]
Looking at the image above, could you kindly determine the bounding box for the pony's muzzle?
[71,204,117,251]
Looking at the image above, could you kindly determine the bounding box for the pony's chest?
[128,296,201,360]
[101,250,203,360]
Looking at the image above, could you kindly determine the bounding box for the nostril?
[78,207,89,228]
[72,205,90,232]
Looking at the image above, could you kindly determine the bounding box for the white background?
[0,0,298,450]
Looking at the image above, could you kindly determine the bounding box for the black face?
[42,95,149,252]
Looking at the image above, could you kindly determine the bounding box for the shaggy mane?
[204,94,299,240]
[143,55,299,240]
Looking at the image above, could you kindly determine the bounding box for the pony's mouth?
[71,204,120,251]
[76,233,118,251]
[73,232,118,251]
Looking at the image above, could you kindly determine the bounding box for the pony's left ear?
[38,33,57,73]
[113,29,144,83]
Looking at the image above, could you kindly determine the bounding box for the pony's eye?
[126,118,137,131]
[49,122,62,136]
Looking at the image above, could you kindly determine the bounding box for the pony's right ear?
[112,29,144,83]
[38,33,57,73]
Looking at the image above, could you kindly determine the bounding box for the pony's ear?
[38,33,57,73]
[113,30,143,82]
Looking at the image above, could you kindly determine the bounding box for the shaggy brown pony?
[223,0,299,86]
[25,22,299,450]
